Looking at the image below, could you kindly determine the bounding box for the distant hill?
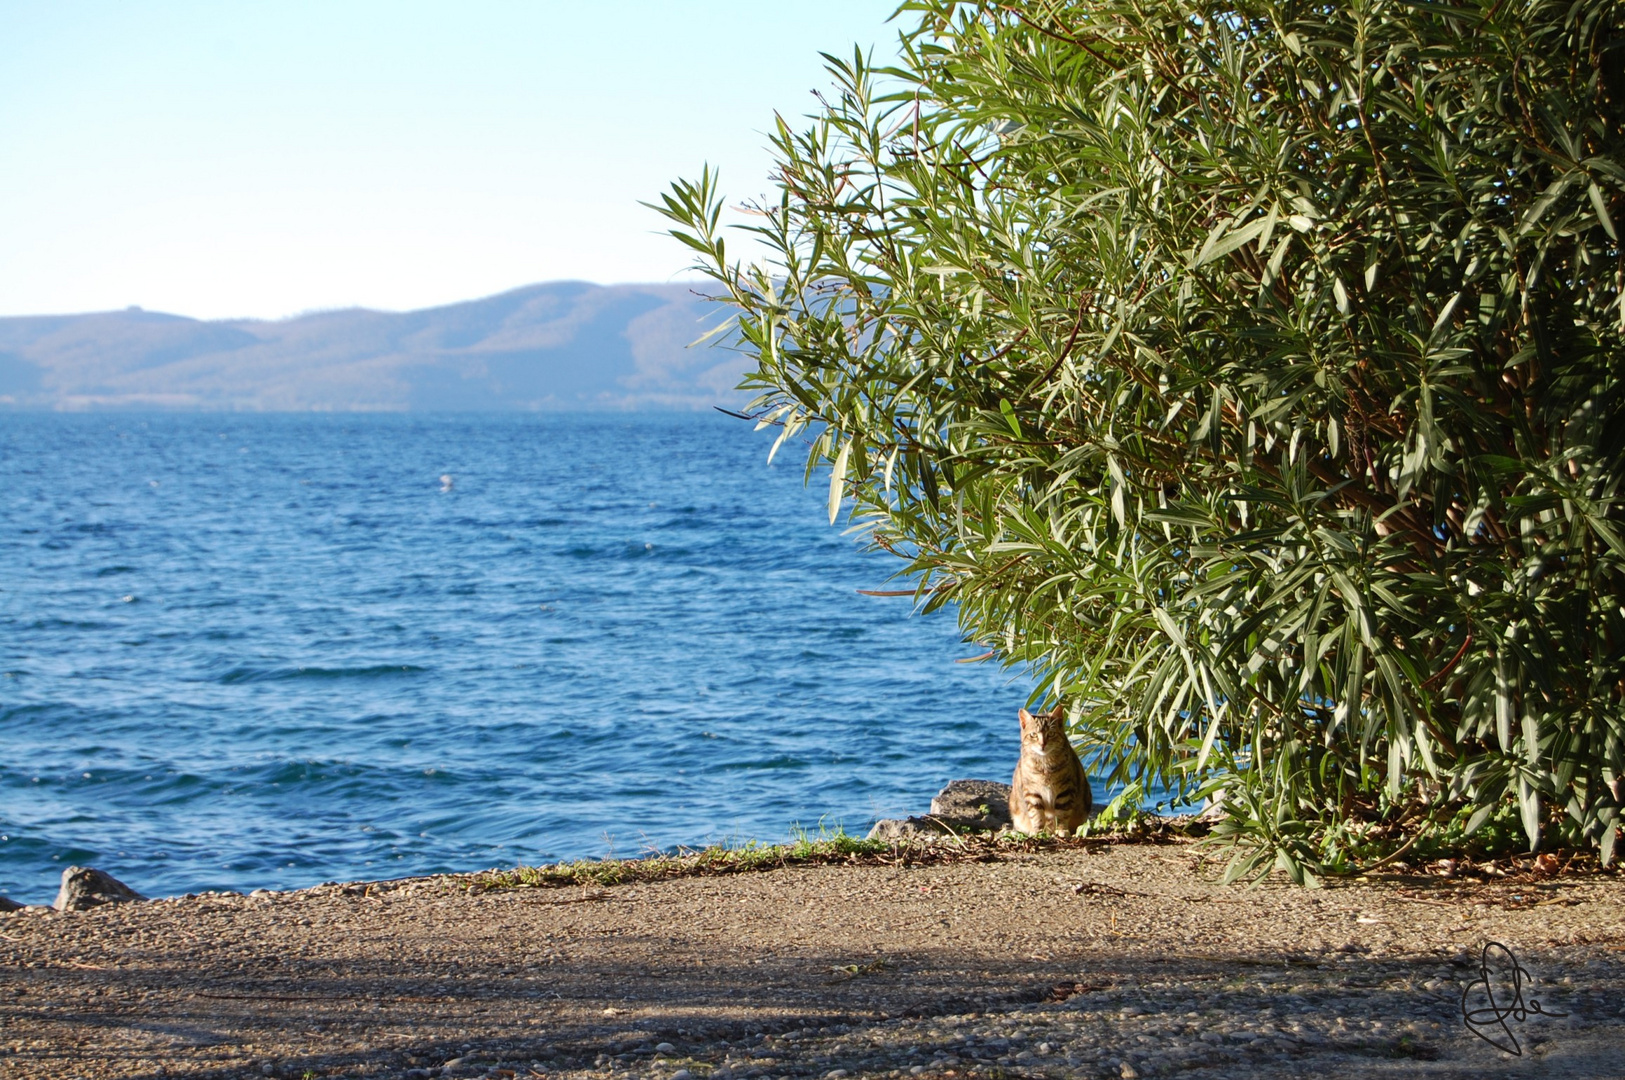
[0,282,747,411]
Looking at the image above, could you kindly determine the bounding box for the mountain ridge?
[0,281,745,411]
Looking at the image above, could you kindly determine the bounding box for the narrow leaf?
[828,439,852,525]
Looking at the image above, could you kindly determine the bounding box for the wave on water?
[214,664,431,685]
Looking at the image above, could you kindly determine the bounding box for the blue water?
[0,413,1040,903]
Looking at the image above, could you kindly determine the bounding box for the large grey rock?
[0,895,22,913]
[930,779,1014,830]
[868,779,1020,841]
[54,866,146,912]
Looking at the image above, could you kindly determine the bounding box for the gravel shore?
[4,839,1622,1080]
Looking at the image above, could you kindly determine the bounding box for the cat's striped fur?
[1008,705,1091,835]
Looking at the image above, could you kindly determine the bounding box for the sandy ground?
[3,840,1624,1080]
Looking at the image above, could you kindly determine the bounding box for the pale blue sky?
[0,2,900,319]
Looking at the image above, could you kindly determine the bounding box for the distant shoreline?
[0,280,747,413]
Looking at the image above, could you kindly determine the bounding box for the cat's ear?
[1047,704,1066,723]
[1017,707,1034,729]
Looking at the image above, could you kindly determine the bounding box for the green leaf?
[1588,182,1617,240]
[1518,777,1542,852]
[1194,216,1271,267]
[998,397,1021,438]
[828,438,851,525]
[1463,803,1496,837]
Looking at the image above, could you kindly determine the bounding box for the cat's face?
[1018,706,1064,751]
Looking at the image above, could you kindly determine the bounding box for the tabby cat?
[1008,705,1092,835]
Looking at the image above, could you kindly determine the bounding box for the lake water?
[0,412,1047,902]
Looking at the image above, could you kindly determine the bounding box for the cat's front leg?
[1023,791,1052,830]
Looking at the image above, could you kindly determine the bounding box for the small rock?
[655,1043,676,1054]
[670,1071,693,1080]
[866,818,938,841]
[54,866,146,912]
[825,1072,849,1079]
[1119,1065,1139,1079]
[929,780,1014,830]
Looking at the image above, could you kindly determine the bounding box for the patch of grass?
[463,824,1181,894]
[470,826,891,892]
[1388,1034,1440,1060]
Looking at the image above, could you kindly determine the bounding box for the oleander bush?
[656,0,1625,881]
